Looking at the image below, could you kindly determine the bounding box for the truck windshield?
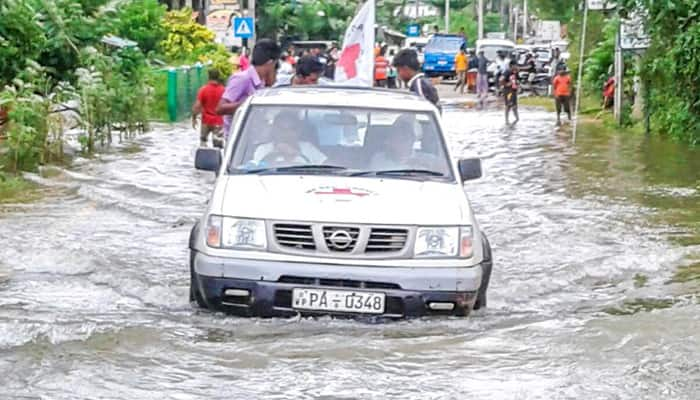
[228,105,453,181]
[425,37,463,53]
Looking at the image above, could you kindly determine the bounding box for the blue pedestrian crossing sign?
[407,23,420,37]
[233,17,255,39]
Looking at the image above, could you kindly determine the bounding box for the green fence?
[152,63,208,122]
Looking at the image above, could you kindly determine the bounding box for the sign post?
[406,23,421,37]
[233,17,255,40]
[614,9,650,125]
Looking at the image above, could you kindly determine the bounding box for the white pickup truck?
[190,87,493,318]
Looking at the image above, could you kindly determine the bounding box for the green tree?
[0,0,48,86]
[258,0,356,41]
[617,0,700,143]
[113,0,168,54]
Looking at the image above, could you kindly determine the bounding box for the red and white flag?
[334,0,375,86]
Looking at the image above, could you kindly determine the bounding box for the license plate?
[292,288,385,314]
[437,60,447,65]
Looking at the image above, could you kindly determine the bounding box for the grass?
[0,174,37,204]
[670,261,700,284]
[520,94,649,136]
[633,273,649,288]
[603,297,675,316]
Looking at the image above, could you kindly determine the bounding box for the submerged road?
[1,106,699,399]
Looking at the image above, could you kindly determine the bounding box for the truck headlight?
[414,226,473,258]
[206,216,267,250]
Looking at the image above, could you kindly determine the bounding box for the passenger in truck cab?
[369,115,440,171]
[252,110,326,165]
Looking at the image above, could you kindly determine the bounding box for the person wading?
[217,39,281,139]
[552,66,572,126]
[392,49,440,109]
[454,48,468,94]
[192,69,225,148]
[502,60,520,126]
[476,50,489,109]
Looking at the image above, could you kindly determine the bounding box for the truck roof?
[251,86,436,112]
[476,39,516,47]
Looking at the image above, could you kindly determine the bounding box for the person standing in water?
[552,66,573,125]
[476,50,489,109]
[192,69,225,148]
[502,60,520,126]
[454,48,468,94]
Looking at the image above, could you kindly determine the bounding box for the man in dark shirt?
[392,49,440,108]
[476,50,489,109]
[292,55,325,85]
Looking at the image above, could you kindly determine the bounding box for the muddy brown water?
[1,108,699,399]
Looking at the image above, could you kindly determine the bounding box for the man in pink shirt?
[217,39,281,138]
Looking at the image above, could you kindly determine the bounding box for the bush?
[0,63,74,171]
[582,18,617,93]
[161,8,216,61]
[160,8,232,78]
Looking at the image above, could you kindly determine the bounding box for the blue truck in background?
[422,34,466,78]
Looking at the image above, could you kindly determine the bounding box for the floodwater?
[1,106,699,399]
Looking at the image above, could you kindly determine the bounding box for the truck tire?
[188,223,207,308]
[473,234,492,310]
[190,250,207,308]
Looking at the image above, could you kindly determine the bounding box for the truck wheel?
[190,251,207,308]
[473,234,492,310]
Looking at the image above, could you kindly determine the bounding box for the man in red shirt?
[192,69,225,148]
[552,67,573,126]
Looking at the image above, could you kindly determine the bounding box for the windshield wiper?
[240,164,348,174]
[352,169,446,177]
[276,164,348,172]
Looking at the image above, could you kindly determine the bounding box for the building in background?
[393,1,440,19]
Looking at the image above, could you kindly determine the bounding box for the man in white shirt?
[369,115,440,171]
[252,110,326,165]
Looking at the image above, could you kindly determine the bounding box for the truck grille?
[322,226,360,252]
[273,223,315,250]
[268,221,413,257]
[366,228,409,253]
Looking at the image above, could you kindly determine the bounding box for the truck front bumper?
[192,252,484,318]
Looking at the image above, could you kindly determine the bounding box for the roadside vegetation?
[0,0,229,194]
[532,0,699,145]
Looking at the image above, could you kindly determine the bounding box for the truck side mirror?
[195,148,222,174]
[458,158,482,182]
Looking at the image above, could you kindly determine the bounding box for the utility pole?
[445,0,450,33]
[415,0,420,21]
[513,6,518,41]
[248,0,256,46]
[478,0,484,39]
[572,0,588,143]
[613,28,623,125]
[523,0,528,39]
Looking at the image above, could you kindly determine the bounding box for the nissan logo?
[329,230,353,250]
